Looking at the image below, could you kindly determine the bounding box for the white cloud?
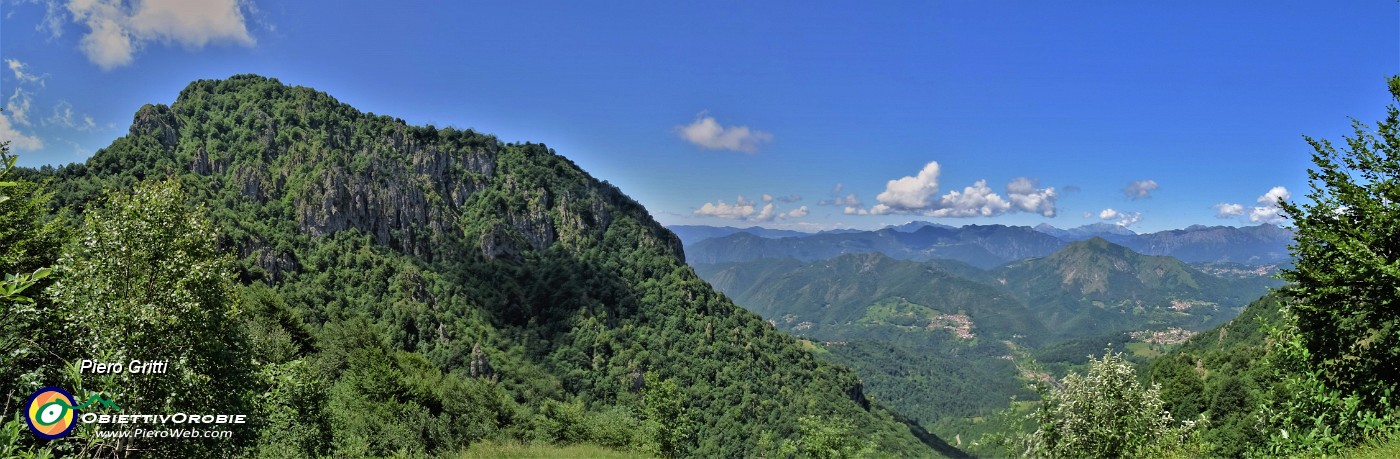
[862,161,1052,218]
[875,161,943,211]
[926,180,1011,217]
[844,206,869,215]
[39,0,69,38]
[46,100,99,131]
[1099,208,1141,227]
[5,59,45,86]
[675,113,772,153]
[1123,179,1159,200]
[1250,186,1290,224]
[831,183,844,194]
[0,112,45,151]
[694,196,757,220]
[694,194,807,221]
[1250,209,1286,224]
[755,203,776,222]
[1257,186,1290,206]
[6,88,34,127]
[64,0,257,70]
[1007,177,1058,217]
[1213,203,1245,218]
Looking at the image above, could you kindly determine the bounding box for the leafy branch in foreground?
[1022,349,1202,459]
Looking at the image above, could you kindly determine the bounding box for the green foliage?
[1257,318,1400,456]
[0,268,50,304]
[778,415,876,459]
[45,178,256,457]
[458,439,654,459]
[1274,75,1400,437]
[641,374,691,458]
[823,340,1032,428]
[1024,350,1200,459]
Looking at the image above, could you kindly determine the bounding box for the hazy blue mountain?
[1034,222,1138,243]
[686,222,1293,269]
[667,224,813,246]
[1125,224,1292,264]
[687,224,1066,268]
[884,221,957,232]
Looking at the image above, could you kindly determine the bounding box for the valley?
[682,223,1285,449]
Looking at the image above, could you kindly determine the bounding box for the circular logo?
[25,387,77,440]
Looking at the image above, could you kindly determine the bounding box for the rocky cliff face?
[121,75,680,273]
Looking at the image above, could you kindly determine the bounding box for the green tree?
[47,178,255,457]
[1262,75,1400,454]
[1026,350,1199,459]
[779,415,876,459]
[0,141,63,459]
[1278,75,1400,406]
[642,374,691,458]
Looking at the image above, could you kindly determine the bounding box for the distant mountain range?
[667,225,814,242]
[694,237,1277,343]
[675,222,1292,267]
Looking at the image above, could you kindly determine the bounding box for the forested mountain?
[994,237,1269,337]
[697,252,1044,342]
[693,253,1038,442]
[4,75,952,457]
[680,222,1291,267]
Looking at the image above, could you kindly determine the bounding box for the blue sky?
[2,1,1397,232]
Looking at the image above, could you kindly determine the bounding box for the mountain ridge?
[678,222,1292,266]
[36,74,948,457]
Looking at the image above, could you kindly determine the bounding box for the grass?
[1339,435,1400,459]
[457,440,654,459]
[1125,341,1162,359]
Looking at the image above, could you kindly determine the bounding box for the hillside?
[1145,293,1286,457]
[696,253,1044,342]
[995,238,1267,337]
[14,75,948,457]
[693,254,1039,441]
